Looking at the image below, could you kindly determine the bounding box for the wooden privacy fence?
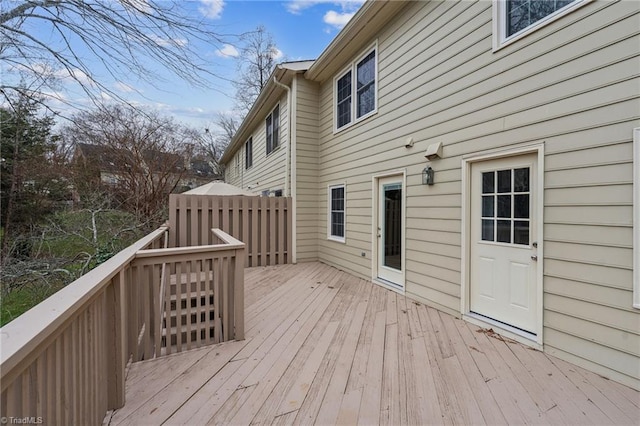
[0,227,244,426]
[169,194,292,267]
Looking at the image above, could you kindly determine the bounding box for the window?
[481,167,530,246]
[266,105,280,155]
[356,51,376,118]
[334,43,377,131]
[493,0,587,50]
[328,184,345,242]
[336,72,352,128]
[273,189,283,197]
[245,137,253,169]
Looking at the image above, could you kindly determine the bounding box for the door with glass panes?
[376,176,403,288]
[470,154,538,334]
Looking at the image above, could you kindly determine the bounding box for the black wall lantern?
[422,166,434,185]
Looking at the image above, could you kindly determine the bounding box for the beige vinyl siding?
[313,0,639,388]
[295,76,320,262]
[226,95,289,195]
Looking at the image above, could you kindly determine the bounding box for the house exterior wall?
[225,93,290,196]
[294,75,321,262]
[313,0,639,389]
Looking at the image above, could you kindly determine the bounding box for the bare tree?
[233,25,282,115]
[194,111,239,174]
[63,104,193,223]
[0,0,233,111]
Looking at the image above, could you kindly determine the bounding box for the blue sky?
[8,0,365,131]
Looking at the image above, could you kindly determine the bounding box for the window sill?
[327,236,346,244]
[334,109,378,135]
[266,145,281,157]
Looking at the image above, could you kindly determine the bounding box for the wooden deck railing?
[0,227,245,425]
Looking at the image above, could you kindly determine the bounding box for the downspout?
[273,69,291,197]
[273,67,297,263]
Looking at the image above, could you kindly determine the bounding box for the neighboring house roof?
[220,60,315,164]
[184,181,258,196]
[74,143,121,173]
[75,142,184,173]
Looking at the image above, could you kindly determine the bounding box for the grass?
[0,281,67,326]
[0,209,149,327]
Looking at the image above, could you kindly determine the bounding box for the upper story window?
[334,42,377,132]
[336,72,352,128]
[266,105,280,155]
[493,0,588,50]
[356,51,376,118]
[245,137,253,169]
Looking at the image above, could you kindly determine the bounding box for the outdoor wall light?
[422,166,434,185]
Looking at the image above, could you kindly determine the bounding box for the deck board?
[108,262,639,425]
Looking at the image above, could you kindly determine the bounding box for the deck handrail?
[0,226,245,424]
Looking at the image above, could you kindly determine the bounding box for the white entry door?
[377,176,403,288]
[470,154,539,334]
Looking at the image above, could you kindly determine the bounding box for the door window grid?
[481,167,530,245]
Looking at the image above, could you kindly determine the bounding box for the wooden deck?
[107,262,639,425]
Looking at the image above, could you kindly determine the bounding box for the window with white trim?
[334,43,377,131]
[328,184,345,241]
[245,137,253,169]
[266,105,280,155]
[494,0,588,50]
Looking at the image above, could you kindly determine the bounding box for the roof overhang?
[220,61,314,164]
[304,0,410,83]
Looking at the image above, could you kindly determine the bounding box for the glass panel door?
[377,175,404,289]
[383,183,402,270]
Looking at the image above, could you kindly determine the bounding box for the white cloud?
[149,34,188,47]
[323,10,356,29]
[42,90,67,104]
[114,81,136,93]
[273,48,284,60]
[215,44,239,58]
[286,0,364,15]
[54,68,93,86]
[199,0,225,19]
[124,0,152,14]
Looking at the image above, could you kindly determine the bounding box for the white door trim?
[461,143,544,346]
[633,127,640,309]
[371,170,406,294]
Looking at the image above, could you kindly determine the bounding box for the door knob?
[531,255,538,261]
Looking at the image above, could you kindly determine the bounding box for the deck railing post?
[105,270,126,409]
[234,246,245,340]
